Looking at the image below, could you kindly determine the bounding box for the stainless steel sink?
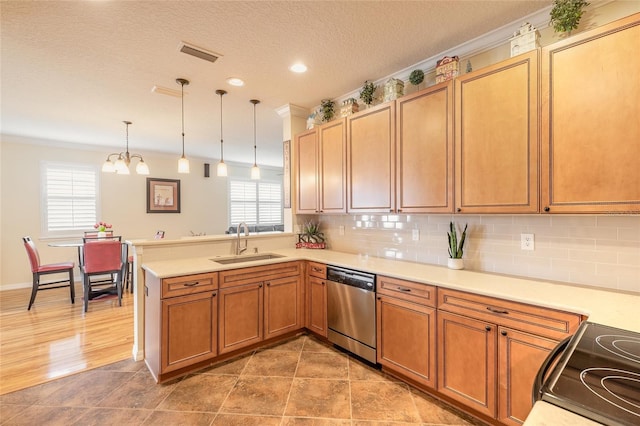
[210,253,285,265]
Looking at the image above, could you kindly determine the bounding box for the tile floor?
[0,334,485,425]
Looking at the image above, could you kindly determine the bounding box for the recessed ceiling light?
[289,63,307,73]
[227,77,244,87]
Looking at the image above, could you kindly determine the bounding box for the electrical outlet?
[339,225,345,236]
[412,229,420,241]
[521,233,534,250]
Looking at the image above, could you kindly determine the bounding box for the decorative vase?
[97,231,107,238]
[447,258,464,270]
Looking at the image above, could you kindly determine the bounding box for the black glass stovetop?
[541,322,640,426]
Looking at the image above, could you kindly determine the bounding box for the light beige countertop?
[143,247,640,333]
[142,248,638,426]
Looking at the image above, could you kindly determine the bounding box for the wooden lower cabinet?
[377,294,436,388]
[218,281,264,354]
[498,327,557,426]
[307,276,327,337]
[162,291,218,373]
[437,310,497,418]
[264,275,303,339]
[144,272,219,381]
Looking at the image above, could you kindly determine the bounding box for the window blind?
[229,179,282,226]
[42,162,98,234]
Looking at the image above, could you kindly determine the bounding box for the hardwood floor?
[0,283,134,395]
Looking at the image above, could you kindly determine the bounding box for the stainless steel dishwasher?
[326,265,377,363]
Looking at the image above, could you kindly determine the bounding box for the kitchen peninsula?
[140,245,639,426]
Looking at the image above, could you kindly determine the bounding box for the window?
[229,179,282,226]
[41,162,99,236]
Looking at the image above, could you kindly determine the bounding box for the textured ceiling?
[1,1,551,168]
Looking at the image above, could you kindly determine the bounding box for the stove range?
[536,322,640,426]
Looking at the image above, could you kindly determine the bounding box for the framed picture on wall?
[146,178,181,213]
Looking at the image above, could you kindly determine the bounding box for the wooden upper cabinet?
[347,102,396,213]
[455,50,539,213]
[319,118,347,213]
[541,13,640,214]
[396,82,454,213]
[295,128,319,214]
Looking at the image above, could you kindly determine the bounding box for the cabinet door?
[396,82,454,213]
[307,276,327,337]
[541,14,640,213]
[218,282,263,354]
[347,102,396,212]
[377,295,436,388]
[264,275,302,339]
[319,118,347,213]
[161,291,217,373]
[498,327,557,426]
[455,50,539,213]
[295,128,319,214]
[437,310,497,418]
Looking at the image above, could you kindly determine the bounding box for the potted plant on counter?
[447,221,467,270]
[296,221,326,249]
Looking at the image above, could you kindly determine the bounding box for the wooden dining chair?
[81,238,125,312]
[22,236,75,310]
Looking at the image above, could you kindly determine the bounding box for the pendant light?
[102,121,149,175]
[250,99,261,180]
[176,78,190,173]
[216,89,228,177]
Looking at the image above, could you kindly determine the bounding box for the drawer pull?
[182,281,199,287]
[397,286,412,292]
[266,282,271,287]
[312,267,323,272]
[487,307,509,315]
[259,283,263,288]
[212,292,217,297]
[501,330,507,336]
[485,326,492,332]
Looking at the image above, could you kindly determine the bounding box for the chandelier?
[102,121,149,175]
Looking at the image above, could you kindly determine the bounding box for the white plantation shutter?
[42,162,99,235]
[229,179,282,226]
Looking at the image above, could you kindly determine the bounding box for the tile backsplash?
[299,214,640,293]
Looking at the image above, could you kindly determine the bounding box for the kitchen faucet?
[236,222,249,255]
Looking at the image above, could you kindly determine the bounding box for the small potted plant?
[320,99,335,122]
[359,80,377,107]
[296,221,326,249]
[550,0,589,35]
[409,69,425,89]
[94,221,113,238]
[447,221,467,270]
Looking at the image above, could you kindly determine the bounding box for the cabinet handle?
[312,267,322,272]
[182,281,199,287]
[457,208,462,212]
[258,283,263,288]
[321,281,325,286]
[212,292,217,297]
[377,296,382,300]
[485,326,492,331]
[486,307,509,315]
[397,286,411,292]
[397,208,402,212]
[544,206,550,212]
[501,330,507,336]
[266,282,271,287]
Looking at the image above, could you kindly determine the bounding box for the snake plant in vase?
[447,221,467,270]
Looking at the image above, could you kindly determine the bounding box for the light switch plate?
[339,225,345,236]
[521,233,534,250]
[412,229,420,241]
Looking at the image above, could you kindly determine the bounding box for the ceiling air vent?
[178,42,222,64]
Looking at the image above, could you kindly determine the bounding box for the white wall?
[299,214,640,294]
[0,137,283,289]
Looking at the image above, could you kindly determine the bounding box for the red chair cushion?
[37,262,74,273]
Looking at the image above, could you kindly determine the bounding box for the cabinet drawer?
[307,262,327,279]
[377,276,436,307]
[162,272,218,299]
[437,288,582,340]
[219,261,302,289]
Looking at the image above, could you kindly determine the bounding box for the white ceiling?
[1,1,551,168]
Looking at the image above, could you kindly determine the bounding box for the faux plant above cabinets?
[294,12,640,216]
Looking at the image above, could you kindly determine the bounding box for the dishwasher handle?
[532,335,572,405]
